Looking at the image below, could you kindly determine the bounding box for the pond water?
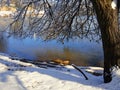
[0,18,104,67]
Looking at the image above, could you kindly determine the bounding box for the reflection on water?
[0,34,104,67]
[0,18,104,67]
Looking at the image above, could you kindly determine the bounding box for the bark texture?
[90,0,120,83]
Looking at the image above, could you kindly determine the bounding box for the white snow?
[0,53,120,90]
[0,10,44,17]
[0,11,14,17]
[111,0,117,9]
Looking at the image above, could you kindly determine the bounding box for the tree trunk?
[90,0,120,83]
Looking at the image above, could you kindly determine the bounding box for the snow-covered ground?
[0,53,120,90]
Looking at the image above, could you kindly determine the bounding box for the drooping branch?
[8,0,100,42]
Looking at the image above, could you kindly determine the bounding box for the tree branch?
[71,64,88,80]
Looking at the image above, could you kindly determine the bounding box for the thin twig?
[71,64,88,80]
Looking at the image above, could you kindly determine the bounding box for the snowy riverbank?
[0,53,120,90]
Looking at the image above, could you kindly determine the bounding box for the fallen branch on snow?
[71,64,88,80]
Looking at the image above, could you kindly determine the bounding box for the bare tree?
[5,0,120,83]
[9,0,99,40]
